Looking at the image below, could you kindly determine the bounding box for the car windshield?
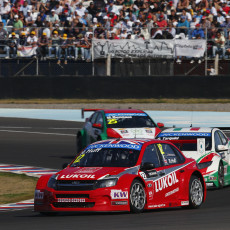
[70,148,140,167]
[157,133,212,151]
[105,113,156,128]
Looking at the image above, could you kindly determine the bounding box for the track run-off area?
[0,117,230,230]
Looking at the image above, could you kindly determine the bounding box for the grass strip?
[0,172,38,205]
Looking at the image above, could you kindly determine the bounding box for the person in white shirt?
[25,10,35,26]
[75,2,86,17]
[27,31,38,47]
[20,0,32,17]
[47,9,60,25]
[0,0,11,20]
[54,2,63,16]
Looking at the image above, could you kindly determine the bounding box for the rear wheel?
[189,175,203,209]
[76,134,83,153]
[218,162,224,188]
[129,179,146,213]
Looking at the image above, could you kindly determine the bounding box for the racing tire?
[218,162,224,189]
[188,175,204,209]
[76,134,83,153]
[129,179,146,213]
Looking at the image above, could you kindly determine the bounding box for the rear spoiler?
[81,108,103,119]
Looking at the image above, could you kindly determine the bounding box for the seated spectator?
[67,33,75,59]
[20,0,32,17]
[0,21,9,58]
[212,31,226,59]
[177,15,190,35]
[49,31,60,58]
[0,0,11,20]
[8,32,18,58]
[48,9,60,26]
[25,10,35,26]
[13,14,23,28]
[57,33,68,65]
[37,32,49,60]
[192,24,205,39]
[156,14,167,28]
[17,32,27,52]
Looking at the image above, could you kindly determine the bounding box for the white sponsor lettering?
[34,190,44,200]
[111,190,128,199]
[60,174,95,179]
[57,198,85,203]
[148,204,166,208]
[165,187,179,197]
[181,201,189,206]
[155,172,179,193]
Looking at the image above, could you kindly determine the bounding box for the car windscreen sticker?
[106,113,147,118]
[158,132,211,137]
[197,138,205,155]
[85,143,142,150]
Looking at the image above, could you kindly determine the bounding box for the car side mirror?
[216,145,228,152]
[157,122,164,128]
[140,162,155,171]
[62,163,69,169]
[92,123,102,129]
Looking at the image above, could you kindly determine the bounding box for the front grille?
[56,194,89,199]
[56,180,96,191]
[53,202,95,208]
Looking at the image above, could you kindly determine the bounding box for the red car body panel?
[34,139,206,213]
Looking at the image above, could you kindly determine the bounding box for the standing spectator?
[67,33,75,59]
[37,32,49,60]
[13,14,23,28]
[49,31,60,58]
[212,31,226,59]
[57,33,68,65]
[0,0,11,20]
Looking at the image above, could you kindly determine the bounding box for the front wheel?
[218,162,224,188]
[129,179,146,213]
[189,175,204,209]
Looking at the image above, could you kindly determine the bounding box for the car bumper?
[34,188,130,212]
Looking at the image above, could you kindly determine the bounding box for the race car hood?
[57,167,127,180]
[111,127,161,138]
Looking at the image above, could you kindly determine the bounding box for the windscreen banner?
[93,39,206,59]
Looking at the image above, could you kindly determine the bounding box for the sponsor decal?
[168,158,177,164]
[111,201,128,205]
[162,137,179,140]
[121,130,128,134]
[34,190,44,200]
[60,174,95,179]
[197,138,205,155]
[165,187,179,197]
[147,183,152,188]
[139,172,147,179]
[158,132,211,137]
[85,143,141,150]
[181,201,189,206]
[111,190,128,200]
[57,198,85,203]
[148,204,166,208]
[224,165,228,175]
[145,129,153,134]
[206,182,214,186]
[75,167,102,174]
[209,176,217,181]
[155,172,179,193]
[105,113,147,117]
[146,170,158,178]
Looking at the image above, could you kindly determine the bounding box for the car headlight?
[47,175,58,189]
[96,178,118,188]
[197,161,212,169]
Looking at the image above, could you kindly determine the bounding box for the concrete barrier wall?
[0,76,230,99]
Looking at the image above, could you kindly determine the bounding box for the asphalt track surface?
[1,117,230,230]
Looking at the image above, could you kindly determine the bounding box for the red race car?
[34,139,206,214]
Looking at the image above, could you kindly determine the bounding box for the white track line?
[0,129,75,136]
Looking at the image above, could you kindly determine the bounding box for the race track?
[0,117,230,230]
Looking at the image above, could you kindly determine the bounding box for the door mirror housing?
[140,162,155,171]
[92,123,102,129]
[216,145,228,152]
[157,122,164,128]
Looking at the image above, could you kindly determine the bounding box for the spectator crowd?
[0,0,230,63]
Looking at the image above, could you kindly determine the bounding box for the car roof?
[103,109,145,114]
[161,127,213,133]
